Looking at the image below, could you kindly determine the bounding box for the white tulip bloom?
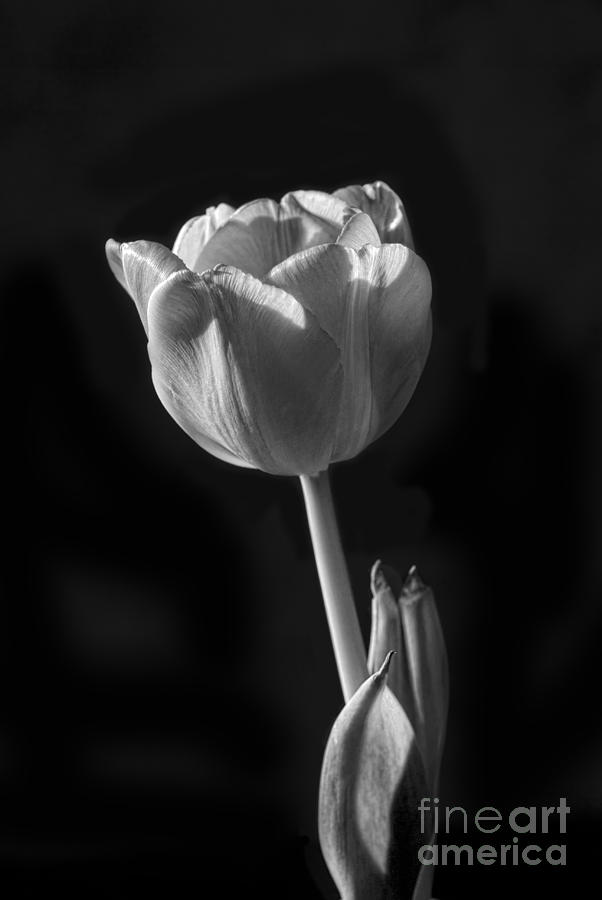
[106,182,431,477]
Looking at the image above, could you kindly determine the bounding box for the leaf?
[319,654,430,900]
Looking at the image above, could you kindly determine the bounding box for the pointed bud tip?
[370,559,386,594]
[376,650,396,680]
[401,564,427,600]
[370,560,403,598]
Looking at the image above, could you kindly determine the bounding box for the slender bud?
[367,563,449,900]
[399,566,449,796]
[319,654,430,900]
[367,561,404,696]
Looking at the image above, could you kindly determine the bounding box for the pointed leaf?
[319,655,430,900]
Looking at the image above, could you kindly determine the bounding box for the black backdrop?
[2,1,601,897]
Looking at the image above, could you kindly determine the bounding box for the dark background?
[2,0,601,897]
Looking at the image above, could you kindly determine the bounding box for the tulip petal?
[193,199,283,277]
[172,203,235,269]
[287,189,350,231]
[193,192,350,278]
[337,210,381,250]
[105,237,128,291]
[319,654,429,900]
[105,239,187,335]
[266,243,371,459]
[147,266,342,475]
[334,180,414,248]
[360,244,432,446]
[266,242,431,460]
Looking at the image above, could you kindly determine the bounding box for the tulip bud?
[399,567,449,796]
[367,564,449,900]
[367,563,448,796]
[367,561,405,704]
[319,653,430,900]
[402,569,449,900]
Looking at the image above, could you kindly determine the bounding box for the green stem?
[300,470,368,702]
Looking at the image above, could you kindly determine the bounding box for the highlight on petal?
[334,180,414,248]
[146,265,342,475]
[105,239,187,334]
[319,654,429,900]
[266,242,372,460]
[267,241,432,461]
[172,203,235,270]
[193,191,351,278]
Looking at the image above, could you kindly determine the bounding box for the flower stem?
[300,470,368,702]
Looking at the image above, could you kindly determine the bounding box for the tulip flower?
[106,181,432,702]
[106,182,430,477]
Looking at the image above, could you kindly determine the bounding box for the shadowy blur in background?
[2,1,601,897]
